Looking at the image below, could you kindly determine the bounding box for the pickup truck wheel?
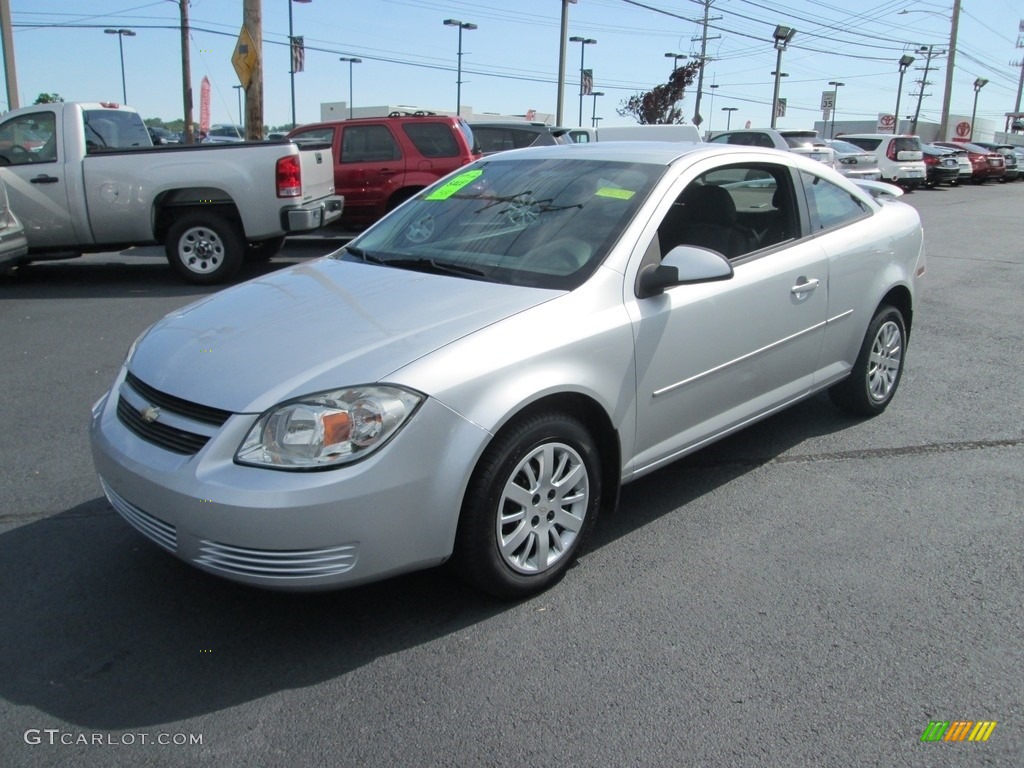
[246,235,286,262]
[165,213,244,284]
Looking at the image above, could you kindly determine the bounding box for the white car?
[709,128,835,167]
[90,142,925,597]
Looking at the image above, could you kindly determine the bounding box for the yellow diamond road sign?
[232,26,258,89]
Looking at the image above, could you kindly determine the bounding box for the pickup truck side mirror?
[637,245,734,298]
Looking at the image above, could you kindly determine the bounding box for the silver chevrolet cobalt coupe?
[91,142,925,598]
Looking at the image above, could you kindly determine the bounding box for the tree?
[617,62,701,125]
[34,93,64,104]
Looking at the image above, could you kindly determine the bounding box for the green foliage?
[617,63,701,124]
[33,93,64,104]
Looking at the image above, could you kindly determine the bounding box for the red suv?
[933,141,1005,184]
[288,114,480,228]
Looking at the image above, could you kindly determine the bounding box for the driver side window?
[0,112,57,165]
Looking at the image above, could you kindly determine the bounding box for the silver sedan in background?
[826,139,882,181]
[90,142,925,598]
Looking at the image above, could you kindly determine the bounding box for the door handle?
[790,277,820,295]
[31,175,59,184]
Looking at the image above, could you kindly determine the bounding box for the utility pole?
[0,0,19,111]
[556,0,571,126]
[910,45,941,136]
[179,0,193,143]
[690,0,720,127]
[1015,20,1024,114]
[936,0,961,142]
[243,0,263,140]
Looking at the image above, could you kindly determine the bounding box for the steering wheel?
[505,195,541,226]
[1,145,31,164]
[520,237,591,272]
[404,214,436,243]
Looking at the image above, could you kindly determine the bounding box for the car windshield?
[338,157,661,290]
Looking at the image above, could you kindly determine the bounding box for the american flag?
[291,36,305,73]
[581,69,593,96]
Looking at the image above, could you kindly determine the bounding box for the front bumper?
[89,372,489,590]
[283,195,344,232]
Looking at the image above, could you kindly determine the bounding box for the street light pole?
[104,28,136,104]
[232,84,243,127]
[770,25,796,129]
[707,83,718,135]
[444,18,477,116]
[722,106,738,130]
[590,91,604,128]
[894,54,915,134]
[339,57,361,119]
[664,52,687,72]
[970,77,988,141]
[828,80,844,138]
[569,36,596,128]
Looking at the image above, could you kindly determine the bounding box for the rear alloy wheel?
[829,305,907,417]
[165,213,244,284]
[453,412,601,598]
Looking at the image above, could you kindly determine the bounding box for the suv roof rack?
[387,110,438,118]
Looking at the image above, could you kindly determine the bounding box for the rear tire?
[246,235,286,262]
[452,412,601,599]
[829,305,907,417]
[165,213,244,285]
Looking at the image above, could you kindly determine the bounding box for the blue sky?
[6,0,1024,132]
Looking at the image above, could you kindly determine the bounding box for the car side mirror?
[637,245,734,298]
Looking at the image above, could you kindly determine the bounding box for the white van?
[567,124,702,144]
[597,124,702,143]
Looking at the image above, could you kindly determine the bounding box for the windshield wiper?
[382,257,487,279]
[344,244,384,264]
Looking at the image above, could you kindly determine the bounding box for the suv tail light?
[276,155,302,198]
[886,140,898,162]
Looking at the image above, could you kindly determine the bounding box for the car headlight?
[235,385,423,470]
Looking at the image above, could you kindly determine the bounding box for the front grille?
[100,477,177,553]
[195,540,359,580]
[117,396,210,455]
[125,371,231,426]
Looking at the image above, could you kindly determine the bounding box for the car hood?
[128,257,556,413]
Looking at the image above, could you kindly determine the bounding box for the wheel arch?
[474,391,622,519]
[153,188,242,242]
[880,283,913,338]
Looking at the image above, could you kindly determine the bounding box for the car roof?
[478,140,813,167]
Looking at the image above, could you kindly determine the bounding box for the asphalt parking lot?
[1,182,1021,767]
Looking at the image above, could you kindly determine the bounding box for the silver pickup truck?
[0,101,343,284]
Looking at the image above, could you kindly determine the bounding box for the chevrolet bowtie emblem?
[140,405,161,423]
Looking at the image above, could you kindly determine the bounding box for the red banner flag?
[199,76,211,134]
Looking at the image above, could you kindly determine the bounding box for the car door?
[0,108,79,248]
[336,123,407,218]
[627,162,829,474]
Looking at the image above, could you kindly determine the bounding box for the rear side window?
[341,125,401,163]
[800,171,870,232]
[83,109,151,150]
[290,127,335,147]
[845,137,882,151]
[402,122,459,158]
[473,127,544,153]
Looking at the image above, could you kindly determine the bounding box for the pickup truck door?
[0,109,79,249]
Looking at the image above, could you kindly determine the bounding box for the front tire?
[829,305,907,416]
[165,213,244,285]
[453,412,601,599]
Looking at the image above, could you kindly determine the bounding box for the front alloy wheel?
[454,412,601,598]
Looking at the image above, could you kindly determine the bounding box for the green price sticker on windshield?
[426,169,483,200]
[595,187,635,200]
